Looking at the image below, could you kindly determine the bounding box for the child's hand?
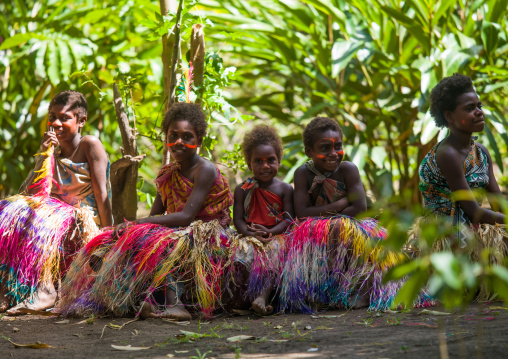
[41,131,59,151]
[112,221,131,239]
[247,223,270,238]
[256,233,273,244]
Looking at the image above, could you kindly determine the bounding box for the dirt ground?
[1,303,508,359]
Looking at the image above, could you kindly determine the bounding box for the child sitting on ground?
[0,90,112,315]
[56,102,233,321]
[280,117,402,313]
[233,125,294,315]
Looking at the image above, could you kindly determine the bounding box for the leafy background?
[2,0,508,308]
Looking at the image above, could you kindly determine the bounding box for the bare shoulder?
[80,135,106,154]
[294,164,308,177]
[271,178,293,197]
[276,179,293,193]
[194,158,218,181]
[81,135,104,147]
[338,161,360,175]
[435,142,462,164]
[234,183,246,195]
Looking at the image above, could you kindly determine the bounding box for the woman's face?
[446,92,485,133]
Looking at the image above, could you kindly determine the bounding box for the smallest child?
[233,125,294,315]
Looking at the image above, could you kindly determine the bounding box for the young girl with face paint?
[57,103,234,321]
[0,90,112,315]
[293,117,367,217]
[233,125,294,315]
[278,117,410,313]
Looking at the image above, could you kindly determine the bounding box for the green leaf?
[383,259,419,282]
[430,252,461,290]
[0,33,47,50]
[392,269,429,309]
[481,21,500,57]
[331,40,363,77]
[483,125,503,170]
[47,40,61,86]
[57,40,72,79]
[35,42,48,79]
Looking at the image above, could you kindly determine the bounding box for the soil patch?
[1,303,507,358]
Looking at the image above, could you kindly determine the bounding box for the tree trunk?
[161,0,184,165]
[168,0,185,107]
[110,83,145,224]
[190,24,205,104]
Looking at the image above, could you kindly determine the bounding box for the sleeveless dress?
[419,138,489,247]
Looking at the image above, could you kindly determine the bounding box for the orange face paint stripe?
[167,142,198,148]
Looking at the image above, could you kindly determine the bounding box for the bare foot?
[6,283,57,316]
[138,301,153,320]
[251,297,273,315]
[0,286,10,313]
[349,293,370,309]
[149,303,192,321]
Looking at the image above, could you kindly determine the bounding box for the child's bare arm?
[293,166,348,218]
[83,136,113,227]
[339,162,367,217]
[477,143,503,212]
[233,186,265,237]
[233,186,252,236]
[437,144,504,224]
[149,192,166,216]
[136,161,217,228]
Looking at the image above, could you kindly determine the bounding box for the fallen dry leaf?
[111,344,151,351]
[162,318,190,325]
[273,325,283,329]
[419,309,450,316]
[304,325,312,330]
[8,339,54,349]
[175,350,189,353]
[384,309,401,314]
[12,327,19,332]
[55,320,70,324]
[227,335,257,342]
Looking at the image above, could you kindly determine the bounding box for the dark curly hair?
[430,74,475,128]
[162,103,207,141]
[49,90,87,118]
[303,117,343,150]
[242,125,284,164]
